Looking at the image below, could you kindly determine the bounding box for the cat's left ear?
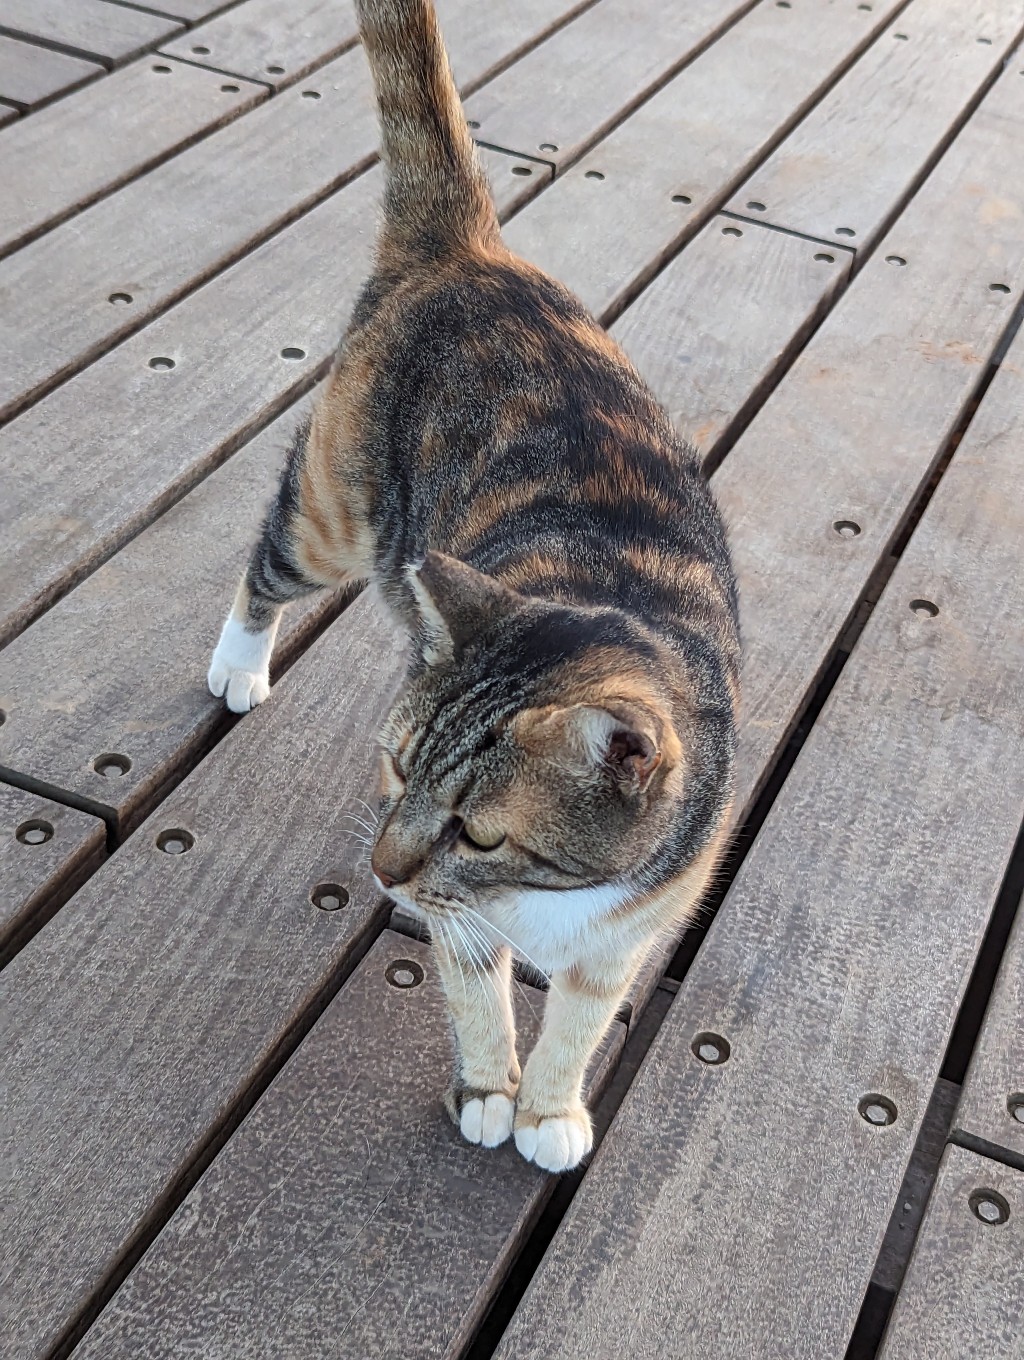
[514,699,677,795]
[406,551,517,665]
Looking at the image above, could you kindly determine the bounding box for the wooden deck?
[1,0,1023,1356]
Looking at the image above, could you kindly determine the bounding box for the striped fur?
[209,0,739,1172]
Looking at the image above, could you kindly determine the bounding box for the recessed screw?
[1008,1094,1024,1124]
[833,520,861,538]
[149,356,175,370]
[280,346,306,360]
[157,828,194,855]
[17,820,54,846]
[747,200,766,212]
[886,255,907,267]
[386,959,424,989]
[814,252,835,263]
[108,291,133,305]
[859,1094,897,1126]
[671,193,692,204]
[539,142,558,152]
[93,753,131,778]
[910,598,939,618]
[311,882,349,912]
[691,1031,730,1065]
[969,1190,1010,1225]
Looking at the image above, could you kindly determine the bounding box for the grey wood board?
[0,590,407,1359]
[0,144,550,656]
[0,5,558,423]
[0,781,105,964]
[73,933,625,1360]
[724,0,1024,252]
[501,0,905,320]
[953,886,1024,1164]
[611,215,852,460]
[0,389,343,839]
[492,257,1024,1360]
[0,31,100,109]
[0,97,15,123]
[877,1145,1024,1360]
[130,0,243,21]
[160,0,358,90]
[463,0,757,174]
[0,55,266,260]
[0,0,182,66]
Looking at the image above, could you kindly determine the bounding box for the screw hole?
[466,119,479,129]
[0,707,6,725]
[910,598,939,618]
[1007,1093,1024,1124]
[746,200,766,211]
[148,356,175,370]
[221,83,239,93]
[722,226,743,237]
[989,282,1011,294]
[511,165,532,176]
[894,32,908,40]
[17,819,54,846]
[585,170,605,180]
[976,36,992,44]
[833,520,861,538]
[301,89,320,99]
[152,63,171,73]
[108,291,133,305]
[192,44,210,54]
[857,3,872,9]
[311,882,349,912]
[538,142,558,152]
[691,1031,730,1065]
[814,252,835,263]
[671,193,692,204]
[267,64,286,74]
[859,1094,897,1126]
[386,958,425,989]
[93,753,131,778]
[776,1,791,7]
[835,226,856,237]
[157,828,195,855]
[969,1189,1010,1225]
[280,346,306,360]
[886,254,907,267]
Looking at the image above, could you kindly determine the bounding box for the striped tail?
[356,0,500,256]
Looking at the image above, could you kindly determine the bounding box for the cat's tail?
[356,0,500,257]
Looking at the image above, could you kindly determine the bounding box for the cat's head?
[370,553,731,930]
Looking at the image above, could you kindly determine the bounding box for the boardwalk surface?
[1,1,1023,1357]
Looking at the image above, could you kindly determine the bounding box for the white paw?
[460,1092,516,1148]
[207,616,274,714]
[515,1108,593,1173]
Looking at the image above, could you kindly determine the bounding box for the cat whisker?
[355,798,381,826]
[460,903,564,1001]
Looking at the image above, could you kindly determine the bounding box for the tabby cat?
[209,0,739,1172]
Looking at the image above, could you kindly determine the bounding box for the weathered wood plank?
[491,195,1024,1360]
[0,15,557,422]
[464,0,756,176]
[501,0,905,318]
[724,0,1024,252]
[72,933,624,1359]
[0,0,182,67]
[0,31,100,109]
[0,96,16,123]
[877,1146,1024,1360]
[952,892,1024,1166]
[0,592,406,1359]
[160,0,357,90]
[130,0,241,21]
[611,216,852,460]
[0,782,105,967]
[0,55,266,260]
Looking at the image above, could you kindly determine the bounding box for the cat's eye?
[459,821,506,851]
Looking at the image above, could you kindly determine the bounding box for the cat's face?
[369,554,687,926]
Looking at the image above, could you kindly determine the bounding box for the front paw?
[514,1103,593,1173]
[207,617,273,713]
[446,1085,516,1149]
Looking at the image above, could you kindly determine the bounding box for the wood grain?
[0,97,15,124]
[953,891,1024,1166]
[611,215,852,460]
[0,31,100,109]
[492,222,1024,1360]
[0,0,182,67]
[724,0,1024,252]
[0,591,407,1359]
[0,55,266,260]
[160,0,358,91]
[136,0,249,21]
[0,782,105,966]
[876,1146,1024,1360]
[501,0,904,319]
[464,0,756,176]
[73,933,625,1359]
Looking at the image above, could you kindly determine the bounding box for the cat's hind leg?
[208,408,374,712]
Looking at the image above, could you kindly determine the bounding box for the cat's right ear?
[406,551,516,665]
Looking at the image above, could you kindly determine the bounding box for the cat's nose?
[375,868,397,889]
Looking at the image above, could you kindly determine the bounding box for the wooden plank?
[0,0,182,67]
[0,96,16,123]
[0,16,557,422]
[160,0,358,91]
[0,31,100,109]
[724,0,1024,253]
[500,0,906,319]
[0,55,266,260]
[952,892,1024,1166]
[130,0,241,20]
[72,933,624,1359]
[492,238,1024,1360]
[0,782,105,967]
[611,216,852,461]
[0,592,406,1359]
[463,0,757,174]
[877,1145,1024,1360]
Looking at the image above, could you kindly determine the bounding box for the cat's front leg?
[433,935,520,1149]
[515,951,641,1174]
